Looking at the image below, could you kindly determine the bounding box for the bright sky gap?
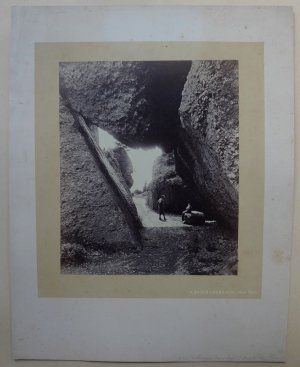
[97,127,162,191]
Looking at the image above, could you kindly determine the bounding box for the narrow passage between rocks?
[133,195,189,228]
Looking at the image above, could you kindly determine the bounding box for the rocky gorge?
[59,60,239,274]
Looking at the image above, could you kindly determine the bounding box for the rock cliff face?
[60,102,139,251]
[146,153,199,214]
[60,61,191,151]
[178,60,239,230]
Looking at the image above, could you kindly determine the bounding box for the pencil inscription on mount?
[59,60,239,275]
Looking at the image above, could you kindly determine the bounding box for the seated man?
[182,202,192,221]
[183,210,206,225]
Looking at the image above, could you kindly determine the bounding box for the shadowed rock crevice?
[175,130,238,230]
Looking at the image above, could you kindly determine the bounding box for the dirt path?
[133,195,188,228]
[62,224,238,275]
[62,195,238,275]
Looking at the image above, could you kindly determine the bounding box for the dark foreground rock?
[60,102,139,252]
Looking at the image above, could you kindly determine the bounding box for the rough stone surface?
[60,61,191,151]
[178,60,239,230]
[60,102,138,251]
[105,144,134,191]
[146,153,198,214]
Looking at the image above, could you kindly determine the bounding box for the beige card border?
[36,42,264,298]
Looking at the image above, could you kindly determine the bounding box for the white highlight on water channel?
[97,127,162,191]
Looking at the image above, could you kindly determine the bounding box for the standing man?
[157,195,166,221]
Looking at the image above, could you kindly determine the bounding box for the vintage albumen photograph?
[59,60,239,275]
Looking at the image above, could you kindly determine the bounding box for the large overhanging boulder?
[60,61,191,151]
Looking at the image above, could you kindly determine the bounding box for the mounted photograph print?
[59,59,239,276]
[10,5,294,362]
[35,41,263,298]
